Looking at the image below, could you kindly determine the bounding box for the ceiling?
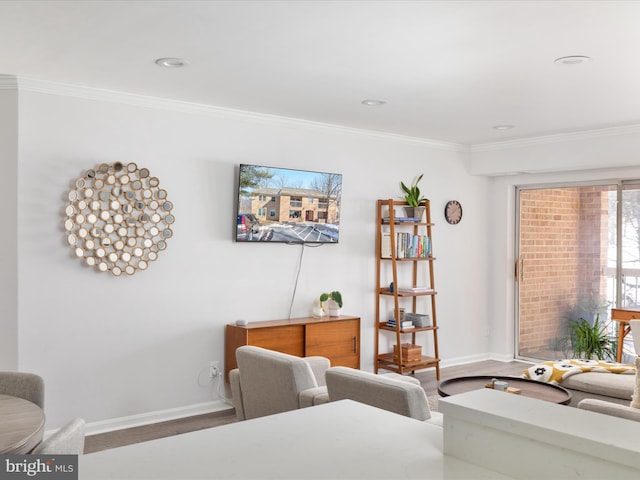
[1,0,639,146]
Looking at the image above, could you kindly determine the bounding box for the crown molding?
[14,76,465,152]
[9,75,640,152]
[469,123,640,152]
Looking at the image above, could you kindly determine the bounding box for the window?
[259,195,267,202]
[257,208,266,216]
[271,197,276,202]
[290,196,302,208]
[269,209,276,218]
[289,210,301,219]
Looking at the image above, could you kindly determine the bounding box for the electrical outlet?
[209,360,220,378]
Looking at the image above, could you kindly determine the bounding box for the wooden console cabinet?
[225,315,360,382]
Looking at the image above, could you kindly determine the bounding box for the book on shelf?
[386,319,414,328]
[386,320,414,329]
[381,232,431,259]
[395,233,430,259]
[398,286,434,293]
[380,231,392,258]
[382,217,420,223]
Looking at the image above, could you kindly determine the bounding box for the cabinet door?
[248,326,305,356]
[305,319,360,368]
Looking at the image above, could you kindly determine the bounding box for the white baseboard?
[439,352,531,368]
[83,398,234,436]
[487,352,528,363]
[439,353,492,368]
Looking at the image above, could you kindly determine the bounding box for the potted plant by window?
[558,314,616,360]
[555,297,616,360]
[320,291,343,317]
[400,174,427,220]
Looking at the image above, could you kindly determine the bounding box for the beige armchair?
[229,346,330,421]
[325,366,443,426]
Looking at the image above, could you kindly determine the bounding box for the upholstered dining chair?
[32,418,86,455]
[0,371,44,408]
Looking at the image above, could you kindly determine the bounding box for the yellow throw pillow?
[632,356,640,409]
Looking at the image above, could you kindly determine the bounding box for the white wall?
[11,81,491,429]
[0,76,18,369]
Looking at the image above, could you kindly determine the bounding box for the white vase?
[325,299,341,317]
[312,304,324,318]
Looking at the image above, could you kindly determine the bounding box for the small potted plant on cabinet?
[320,291,343,317]
[400,174,427,220]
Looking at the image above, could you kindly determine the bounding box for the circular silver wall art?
[64,162,174,276]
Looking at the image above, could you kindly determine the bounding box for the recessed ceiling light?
[154,57,190,68]
[554,55,592,65]
[361,99,387,106]
[492,125,515,131]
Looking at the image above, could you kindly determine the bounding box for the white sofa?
[577,356,640,421]
[562,371,635,406]
[524,360,636,406]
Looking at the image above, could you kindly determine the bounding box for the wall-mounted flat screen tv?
[236,164,342,243]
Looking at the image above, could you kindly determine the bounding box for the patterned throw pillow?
[523,359,635,384]
[632,356,640,409]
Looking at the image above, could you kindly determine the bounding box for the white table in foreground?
[81,399,511,479]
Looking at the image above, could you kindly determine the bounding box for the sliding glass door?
[516,183,624,360]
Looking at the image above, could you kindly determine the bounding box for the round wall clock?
[444,200,462,225]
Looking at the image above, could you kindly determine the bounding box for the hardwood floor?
[84,359,533,454]
[84,409,238,454]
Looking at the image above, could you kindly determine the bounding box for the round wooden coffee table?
[437,375,572,405]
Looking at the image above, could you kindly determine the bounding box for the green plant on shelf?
[400,174,426,207]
